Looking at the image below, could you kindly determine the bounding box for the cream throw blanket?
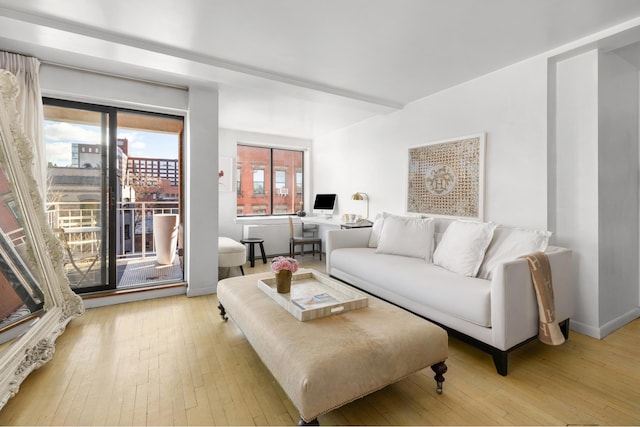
[522,252,566,345]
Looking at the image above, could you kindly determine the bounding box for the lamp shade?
[351,192,369,219]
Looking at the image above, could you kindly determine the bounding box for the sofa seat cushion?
[331,248,492,327]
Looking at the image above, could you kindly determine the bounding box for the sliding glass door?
[43,99,184,293]
[44,100,111,292]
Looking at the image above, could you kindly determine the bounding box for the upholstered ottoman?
[218,236,246,275]
[217,270,448,425]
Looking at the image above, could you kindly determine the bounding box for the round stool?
[240,238,267,268]
[218,237,246,275]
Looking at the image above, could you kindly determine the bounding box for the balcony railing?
[46,201,179,260]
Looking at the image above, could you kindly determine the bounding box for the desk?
[302,216,372,228]
[300,217,372,251]
[299,216,340,226]
[341,220,373,229]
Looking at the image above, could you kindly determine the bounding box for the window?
[236,167,241,196]
[275,170,287,196]
[296,172,303,195]
[275,170,286,189]
[253,169,265,195]
[237,144,304,216]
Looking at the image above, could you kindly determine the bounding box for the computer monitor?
[312,193,337,217]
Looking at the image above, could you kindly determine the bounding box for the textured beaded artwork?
[407,134,484,219]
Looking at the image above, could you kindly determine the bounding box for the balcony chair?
[54,227,100,285]
[288,217,321,260]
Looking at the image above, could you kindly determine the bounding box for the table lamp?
[351,192,369,220]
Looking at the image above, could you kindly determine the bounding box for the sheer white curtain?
[0,52,46,200]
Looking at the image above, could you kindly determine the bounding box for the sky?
[45,121,179,167]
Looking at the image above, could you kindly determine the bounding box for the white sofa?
[326,214,573,375]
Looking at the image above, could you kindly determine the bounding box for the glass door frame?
[43,98,184,293]
[44,97,116,293]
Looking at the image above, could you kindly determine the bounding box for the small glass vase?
[275,270,292,293]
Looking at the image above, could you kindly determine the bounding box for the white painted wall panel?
[40,64,188,113]
[185,86,219,296]
[313,57,549,230]
[597,50,640,333]
[554,50,601,336]
[243,224,290,257]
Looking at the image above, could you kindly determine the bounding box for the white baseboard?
[570,307,640,339]
[186,284,217,297]
[83,285,186,309]
[599,307,640,338]
[569,320,601,338]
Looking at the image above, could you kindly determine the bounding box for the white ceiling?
[2,0,640,139]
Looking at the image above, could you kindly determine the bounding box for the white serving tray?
[257,269,368,321]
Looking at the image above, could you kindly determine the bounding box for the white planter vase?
[153,214,179,265]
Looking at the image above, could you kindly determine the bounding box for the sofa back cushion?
[375,214,434,260]
[432,217,455,247]
[368,212,389,248]
[433,220,497,277]
[477,226,551,279]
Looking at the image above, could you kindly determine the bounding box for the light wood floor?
[1,256,639,426]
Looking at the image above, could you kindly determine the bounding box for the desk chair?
[288,217,321,260]
[302,222,318,238]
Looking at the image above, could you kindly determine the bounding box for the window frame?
[236,144,305,217]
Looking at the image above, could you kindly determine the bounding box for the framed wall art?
[218,156,234,192]
[407,134,485,220]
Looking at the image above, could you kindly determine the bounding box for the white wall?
[218,128,312,241]
[554,50,601,336]
[552,27,640,336]
[313,56,549,230]
[314,47,640,339]
[185,86,219,296]
[597,51,640,333]
[40,65,188,113]
[549,48,640,338]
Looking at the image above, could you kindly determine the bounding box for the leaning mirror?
[0,70,84,410]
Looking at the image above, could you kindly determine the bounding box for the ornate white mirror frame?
[0,70,84,410]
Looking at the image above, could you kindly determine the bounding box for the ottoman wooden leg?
[298,417,319,426]
[218,303,228,321]
[431,361,447,394]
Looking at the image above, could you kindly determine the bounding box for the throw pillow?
[433,220,497,277]
[368,212,389,248]
[477,226,551,279]
[375,214,434,260]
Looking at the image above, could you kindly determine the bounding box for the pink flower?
[270,256,299,273]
